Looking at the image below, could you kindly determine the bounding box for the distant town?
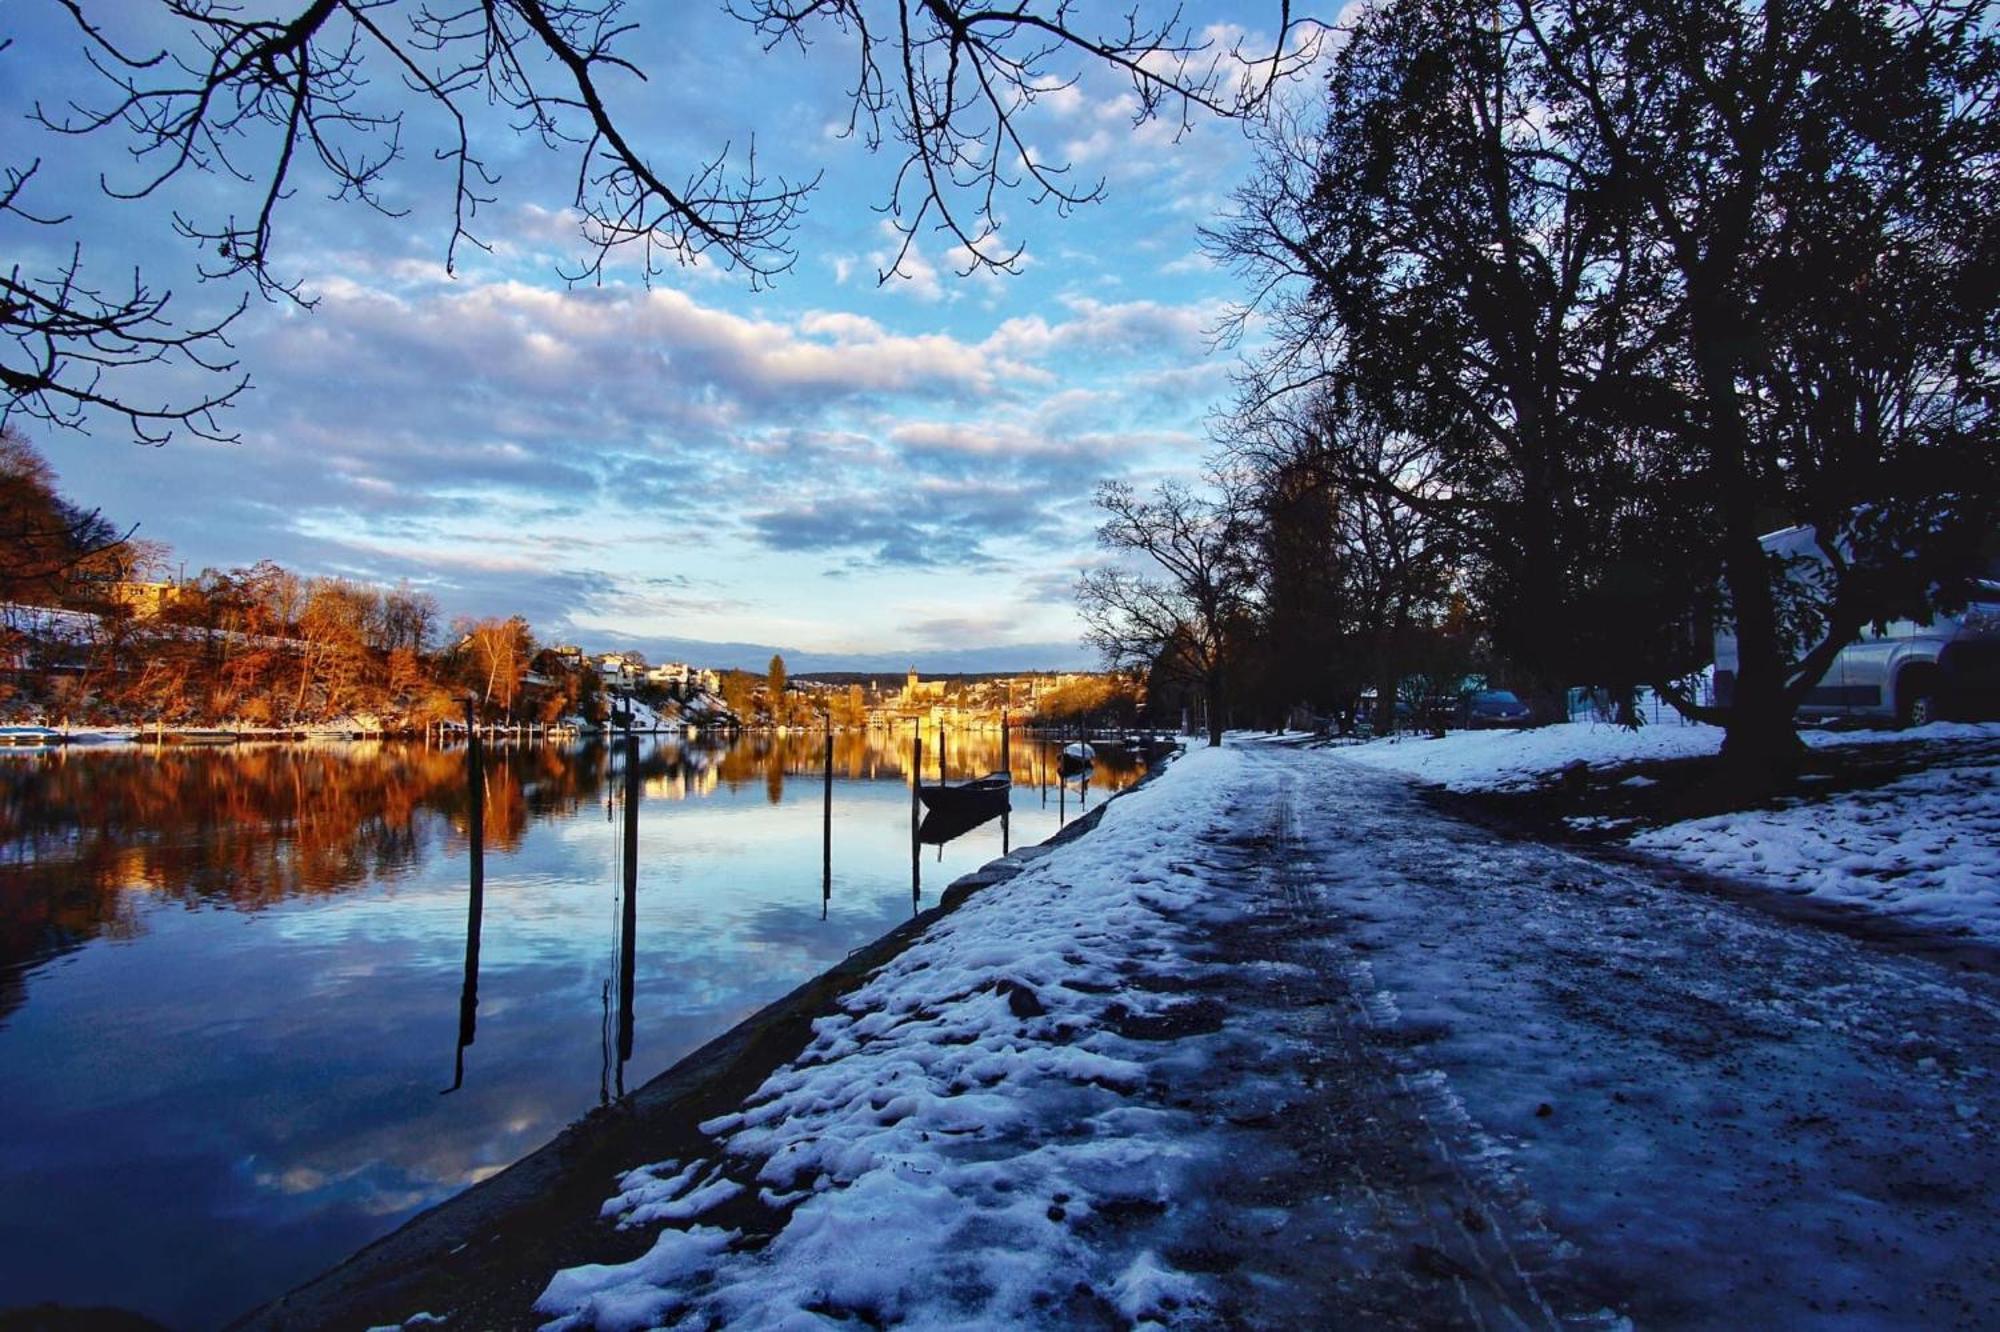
[4,427,1148,737]
[2,428,1139,738]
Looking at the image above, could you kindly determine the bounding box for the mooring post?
[464,698,485,890]
[911,726,923,910]
[445,696,487,1094]
[822,712,833,919]
[617,730,640,1090]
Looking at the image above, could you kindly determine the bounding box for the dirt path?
[1195,739,2000,1328]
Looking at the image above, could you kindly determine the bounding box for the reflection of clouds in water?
[265,1165,327,1194]
[0,731,1161,1324]
[249,1157,460,1219]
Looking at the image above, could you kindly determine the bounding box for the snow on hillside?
[1340,720,1725,792]
[1342,718,2000,792]
[1631,756,2000,941]
[1339,720,2000,945]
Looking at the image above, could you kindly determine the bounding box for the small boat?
[0,725,62,747]
[918,771,1012,814]
[1058,742,1095,774]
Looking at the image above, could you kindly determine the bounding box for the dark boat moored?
[917,771,1012,816]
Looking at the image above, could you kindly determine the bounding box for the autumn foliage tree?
[454,617,536,720]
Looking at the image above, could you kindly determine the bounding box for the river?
[0,728,1141,1328]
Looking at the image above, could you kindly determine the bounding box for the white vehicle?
[1714,525,2000,726]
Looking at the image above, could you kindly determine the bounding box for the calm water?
[0,729,1140,1328]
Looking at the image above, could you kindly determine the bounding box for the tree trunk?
[1205,670,1225,748]
[1525,680,1569,728]
[1375,666,1399,736]
[1696,310,1805,793]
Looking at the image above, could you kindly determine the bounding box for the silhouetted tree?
[1237,403,1460,734]
[1077,478,1257,747]
[1214,0,2000,784]
[0,425,135,602]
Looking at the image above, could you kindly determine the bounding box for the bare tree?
[7,4,1314,443]
[455,614,535,718]
[1077,478,1256,747]
[1236,401,1461,734]
[731,1,1320,278]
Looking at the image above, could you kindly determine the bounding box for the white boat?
[0,725,62,747]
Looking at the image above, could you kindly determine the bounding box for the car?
[1713,525,2000,726]
[1461,689,1531,727]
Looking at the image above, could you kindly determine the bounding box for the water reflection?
[616,735,640,1099]
[0,729,1145,1328]
[917,804,1009,847]
[444,725,486,1096]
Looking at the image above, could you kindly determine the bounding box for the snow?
[529,735,2000,1328]
[603,1161,745,1229]
[1341,718,2000,793]
[1340,720,1727,791]
[536,749,1245,1329]
[1341,719,2000,945]
[1631,757,2000,939]
[536,1227,740,1332]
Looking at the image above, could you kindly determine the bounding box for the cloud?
[747,477,1054,569]
[898,612,1026,647]
[983,294,1222,362]
[35,218,1237,659]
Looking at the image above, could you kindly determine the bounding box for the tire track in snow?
[1226,756,1617,1331]
[1256,737,2000,1329]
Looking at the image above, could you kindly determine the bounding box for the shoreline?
[228,759,1164,1331]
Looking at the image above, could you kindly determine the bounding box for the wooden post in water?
[446,698,486,1093]
[937,719,946,786]
[617,731,640,1095]
[822,713,833,920]
[911,726,923,911]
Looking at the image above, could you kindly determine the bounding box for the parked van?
[1713,525,2000,726]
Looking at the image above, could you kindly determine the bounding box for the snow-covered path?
[531,740,2000,1330]
[1258,740,2000,1327]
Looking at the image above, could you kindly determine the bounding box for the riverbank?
[299,733,2000,1330]
[231,766,1155,1331]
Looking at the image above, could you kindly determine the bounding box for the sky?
[0,3,1319,673]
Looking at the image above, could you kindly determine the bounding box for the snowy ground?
[1343,720,2000,947]
[506,740,2000,1331]
[1336,719,1733,792]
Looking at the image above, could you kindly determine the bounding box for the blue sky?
[1,3,1315,671]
